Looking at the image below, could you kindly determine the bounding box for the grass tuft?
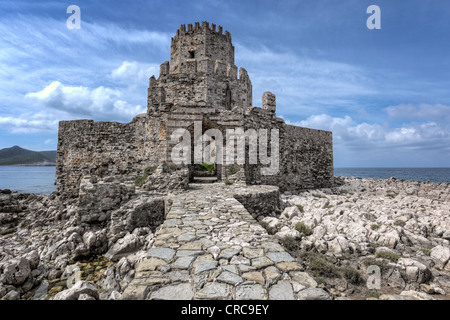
[295,222,312,236]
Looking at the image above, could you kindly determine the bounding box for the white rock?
[275,227,301,240]
[400,290,435,300]
[207,245,220,259]
[312,225,327,240]
[23,250,40,270]
[397,258,432,284]
[82,231,96,248]
[105,234,142,261]
[117,257,131,276]
[54,281,99,300]
[327,235,350,255]
[281,206,301,220]
[261,217,281,230]
[1,257,31,286]
[430,245,450,269]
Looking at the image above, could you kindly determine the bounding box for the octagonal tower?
[147,21,252,113]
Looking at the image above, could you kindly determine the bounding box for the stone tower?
[56,21,334,198]
[147,21,252,113]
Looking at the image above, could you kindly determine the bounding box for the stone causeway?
[122,182,321,300]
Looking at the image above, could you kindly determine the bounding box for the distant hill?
[0,146,56,166]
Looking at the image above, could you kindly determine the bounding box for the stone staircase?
[122,183,326,300]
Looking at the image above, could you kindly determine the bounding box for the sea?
[0,166,449,195]
[0,166,57,195]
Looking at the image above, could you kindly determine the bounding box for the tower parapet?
[170,21,234,75]
[148,22,252,114]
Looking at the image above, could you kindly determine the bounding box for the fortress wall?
[243,108,333,193]
[56,115,167,198]
[277,124,334,192]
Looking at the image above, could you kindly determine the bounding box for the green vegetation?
[295,222,313,236]
[260,221,276,235]
[371,224,380,231]
[280,236,299,251]
[362,257,389,274]
[315,277,327,286]
[134,165,158,187]
[195,162,215,172]
[366,290,382,299]
[300,252,341,278]
[420,248,431,256]
[341,252,352,260]
[301,252,362,284]
[168,163,177,170]
[296,204,304,213]
[376,250,400,263]
[0,145,56,165]
[368,242,380,249]
[224,179,233,185]
[341,266,362,285]
[394,220,406,227]
[227,166,238,175]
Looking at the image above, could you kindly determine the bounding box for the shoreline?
[0,176,449,300]
[1,175,449,197]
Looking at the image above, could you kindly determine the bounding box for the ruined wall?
[56,114,168,198]
[243,106,333,193]
[278,124,334,192]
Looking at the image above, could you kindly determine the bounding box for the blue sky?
[0,0,449,167]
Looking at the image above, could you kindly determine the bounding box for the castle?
[55,22,333,197]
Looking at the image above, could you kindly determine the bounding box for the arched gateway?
[55,22,334,198]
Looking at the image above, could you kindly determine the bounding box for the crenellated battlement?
[170,21,235,75]
[146,22,251,112]
[171,21,232,44]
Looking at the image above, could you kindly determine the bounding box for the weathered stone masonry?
[56,21,333,197]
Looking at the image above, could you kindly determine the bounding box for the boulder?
[397,258,432,284]
[430,245,450,270]
[82,231,96,248]
[105,234,142,261]
[281,206,301,220]
[261,217,281,230]
[275,227,301,240]
[53,281,99,300]
[0,257,31,286]
[296,288,331,300]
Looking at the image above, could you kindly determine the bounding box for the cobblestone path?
[122,183,322,300]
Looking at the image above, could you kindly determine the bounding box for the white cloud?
[26,81,145,122]
[287,113,450,150]
[0,114,58,134]
[111,61,159,84]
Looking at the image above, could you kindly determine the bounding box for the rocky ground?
[267,176,450,300]
[0,174,449,300]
